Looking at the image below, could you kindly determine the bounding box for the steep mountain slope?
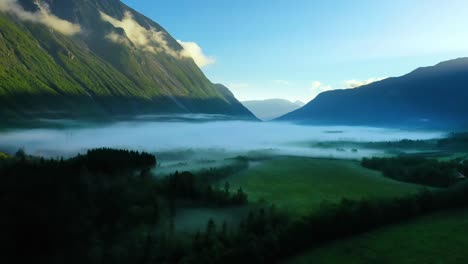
[242,99,304,120]
[278,58,468,128]
[0,0,255,120]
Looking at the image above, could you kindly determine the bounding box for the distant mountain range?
[242,99,305,121]
[293,100,306,107]
[278,58,468,129]
[0,0,255,120]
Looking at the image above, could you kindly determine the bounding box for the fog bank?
[0,120,445,160]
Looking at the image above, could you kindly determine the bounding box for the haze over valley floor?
[2,0,468,263]
[0,119,444,158]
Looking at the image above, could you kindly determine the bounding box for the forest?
[361,156,467,187]
[0,149,246,264]
[1,148,468,263]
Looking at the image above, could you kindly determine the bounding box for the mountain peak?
[0,0,256,120]
[242,98,304,121]
[277,58,468,128]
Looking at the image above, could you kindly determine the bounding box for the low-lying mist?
[0,119,445,162]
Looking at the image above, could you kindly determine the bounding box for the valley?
[1,119,467,263]
[1,0,468,263]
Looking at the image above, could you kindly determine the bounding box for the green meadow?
[226,157,422,216]
[287,208,468,264]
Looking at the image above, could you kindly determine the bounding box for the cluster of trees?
[194,157,249,184]
[0,149,161,264]
[363,139,435,149]
[4,147,468,263]
[172,182,468,263]
[361,156,463,187]
[437,132,468,150]
[182,205,288,263]
[70,148,157,173]
[159,171,248,207]
[0,149,247,264]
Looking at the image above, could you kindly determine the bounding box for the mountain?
[277,58,468,128]
[0,0,255,120]
[294,100,305,107]
[242,99,304,121]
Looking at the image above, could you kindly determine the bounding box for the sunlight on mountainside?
[1,1,468,263]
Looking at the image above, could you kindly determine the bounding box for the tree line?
[361,156,465,187]
[3,148,468,263]
[437,132,468,151]
[0,149,246,264]
[175,181,468,263]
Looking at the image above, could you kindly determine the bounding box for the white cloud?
[177,40,215,67]
[0,0,81,35]
[317,85,333,93]
[310,81,334,100]
[311,81,332,92]
[311,81,322,89]
[100,11,179,56]
[100,11,215,68]
[104,32,129,45]
[344,77,387,88]
[308,77,388,101]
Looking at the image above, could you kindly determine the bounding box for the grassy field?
[226,157,422,216]
[287,208,468,264]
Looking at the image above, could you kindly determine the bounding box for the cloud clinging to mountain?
[177,40,215,67]
[344,77,387,88]
[100,11,214,68]
[0,0,81,35]
[100,11,179,56]
[310,81,333,99]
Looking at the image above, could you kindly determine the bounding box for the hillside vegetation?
[287,209,468,264]
[0,0,254,120]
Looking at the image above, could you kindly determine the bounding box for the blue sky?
[122,0,468,103]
